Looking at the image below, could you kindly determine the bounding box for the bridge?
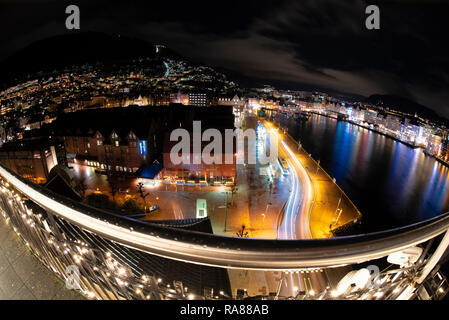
[0,163,448,300]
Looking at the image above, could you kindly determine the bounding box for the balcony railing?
[0,163,448,300]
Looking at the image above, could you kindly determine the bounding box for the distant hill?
[364,94,445,122]
[2,33,446,126]
[0,32,181,89]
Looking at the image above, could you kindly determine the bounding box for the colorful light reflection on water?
[284,113,449,233]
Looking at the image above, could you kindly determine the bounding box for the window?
[129,132,137,148]
[139,140,148,156]
[112,132,119,147]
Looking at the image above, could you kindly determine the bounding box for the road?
[263,122,315,240]
[263,121,328,297]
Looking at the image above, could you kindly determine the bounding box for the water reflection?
[283,113,449,233]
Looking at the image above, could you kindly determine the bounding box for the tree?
[76,177,88,199]
[85,193,116,211]
[104,149,118,201]
[136,182,150,211]
[121,198,143,214]
[107,174,119,201]
[236,225,249,238]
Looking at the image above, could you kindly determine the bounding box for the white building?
[385,115,402,132]
[188,93,207,107]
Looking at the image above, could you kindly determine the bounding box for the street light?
[221,186,230,232]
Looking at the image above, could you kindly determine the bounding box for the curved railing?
[2,164,449,269]
[1,163,448,300]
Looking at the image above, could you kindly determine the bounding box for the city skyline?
[1,0,449,304]
[1,0,449,118]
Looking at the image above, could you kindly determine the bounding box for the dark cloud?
[0,0,448,117]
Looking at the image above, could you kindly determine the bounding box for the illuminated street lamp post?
[222,188,230,232]
[330,196,343,230]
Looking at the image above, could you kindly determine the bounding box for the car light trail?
[279,140,314,239]
[265,119,314,240]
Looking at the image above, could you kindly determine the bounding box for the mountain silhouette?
[364,94,445,123]
[0,31,180,89]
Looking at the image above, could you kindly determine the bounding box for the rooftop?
[0,138,62,152]
[40,104,235,143]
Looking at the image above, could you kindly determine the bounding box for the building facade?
[0,138,66,184]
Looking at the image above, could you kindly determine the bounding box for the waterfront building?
[427,134,443,156]
[362,109,378,124]
[385,114,402,132]
[440,140,449,162]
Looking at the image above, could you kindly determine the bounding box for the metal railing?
[1,163,448,300]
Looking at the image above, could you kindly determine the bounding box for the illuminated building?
[426,134,442,156]
[362,109,378,124]
[188,93,207,107]
[385,114,402,132]
[161,106,236,183]
[36,105,236,180]
[0,138,66,184]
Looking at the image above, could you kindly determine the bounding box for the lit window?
[139,140,148,156]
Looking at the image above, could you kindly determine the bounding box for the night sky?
[1,0,448,117]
